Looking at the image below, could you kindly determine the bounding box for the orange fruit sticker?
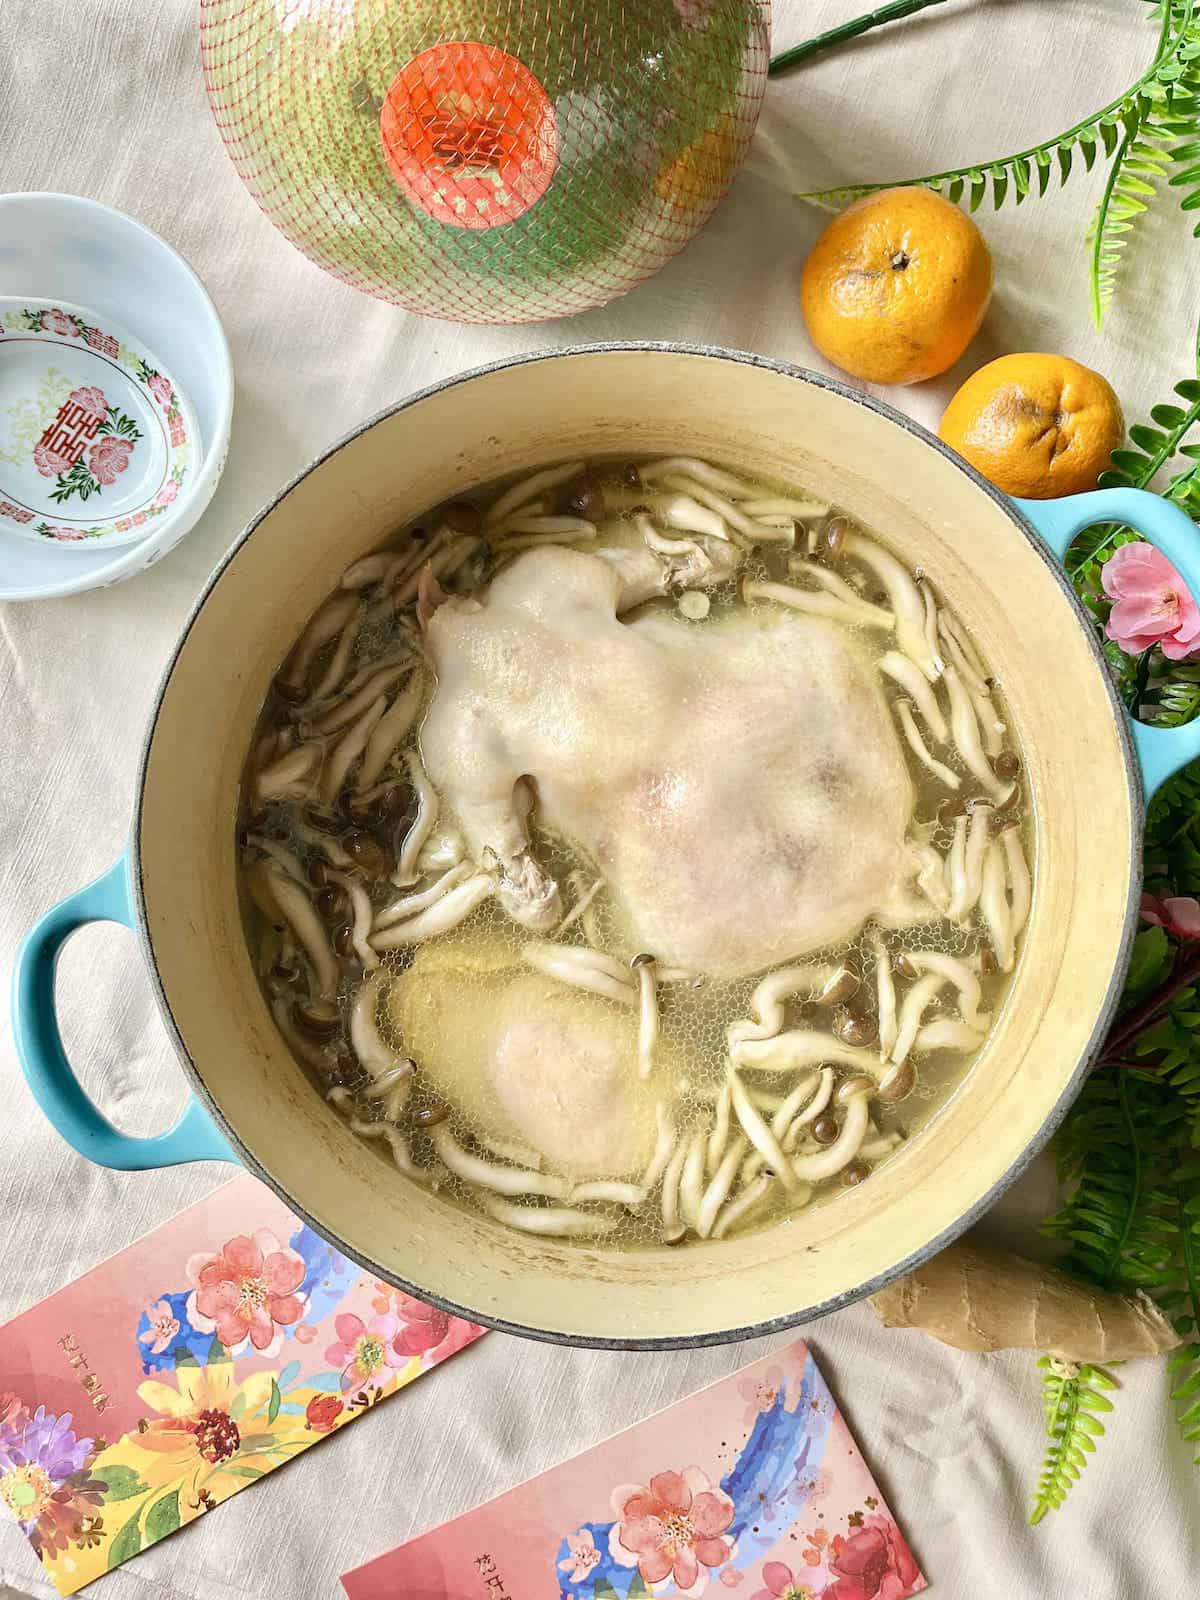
[379,41,558,230]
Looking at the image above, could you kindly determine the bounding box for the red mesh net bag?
[200,0,770,323]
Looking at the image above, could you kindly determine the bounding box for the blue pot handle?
[11,854,237,1169]
[1017,488,1200,799]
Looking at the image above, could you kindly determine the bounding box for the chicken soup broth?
[238,454,1030,1249]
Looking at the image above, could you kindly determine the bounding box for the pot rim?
[130,340,1144,1350]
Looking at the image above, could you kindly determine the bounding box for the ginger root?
[869,1238,1180,1362]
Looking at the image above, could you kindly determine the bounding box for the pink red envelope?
[342,1338,926,1600]
[0,1171,484,1594]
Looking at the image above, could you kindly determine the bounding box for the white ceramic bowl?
[0,193,233,600]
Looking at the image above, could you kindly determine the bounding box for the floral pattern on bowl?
[0,300,197,549]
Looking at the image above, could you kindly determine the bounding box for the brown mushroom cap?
[818,966,861,1007]
[294,998,341,1038]
[877,1061,917,1103]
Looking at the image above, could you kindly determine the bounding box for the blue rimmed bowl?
[12,344,1200,1347]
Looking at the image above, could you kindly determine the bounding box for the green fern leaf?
[1151,404,1190,426]
[1030,1360,1117,1524]
[1044,845,1200,1462]
[1068,318,1200,579]
[1088,97,1193,328]
[1043,1076,1178,1292]
[1110,447,1156,477]
[797,0,1194,210]
[1031,1063,1200,1517]
[1166,1184,1200,1459]
[1131,424,1170,451]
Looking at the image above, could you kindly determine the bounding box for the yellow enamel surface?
[136,349,1135,1345]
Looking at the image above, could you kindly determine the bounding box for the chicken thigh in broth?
[421,545,917,977]
[239,454,1032,1250]
[390,935,660,1180]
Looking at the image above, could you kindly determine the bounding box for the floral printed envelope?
[0,1171,484,1595]
[341,1339,926,1600]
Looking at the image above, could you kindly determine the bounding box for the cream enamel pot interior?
[16,344,1200,1349]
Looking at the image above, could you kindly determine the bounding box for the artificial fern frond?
[1104,377,1200,490]
[799,0,1198,210]
[1167,459,1200,513]
[1032,1074,1199,1518]
[1167,27,1200,232]
[1145,763,1200,899]
[1160,1167,1200,1457]
[1065,315,1200,577]
[1029,1359,1117,1524]
[1043,1074,1176,1291]
[1152,671,1200,729]
[1169,1340,1200,1459]
[1090,105,1195,327]
[1029,759,1200,1509]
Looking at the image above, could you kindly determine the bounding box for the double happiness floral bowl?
[0,193,233,601]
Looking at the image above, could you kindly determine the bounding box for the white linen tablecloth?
[2,2,1198,1594]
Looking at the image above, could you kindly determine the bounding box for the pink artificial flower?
[39,308,78,337]
[738,1364,785,1430]
[1102,542,1200,662]
[1141,892,1200,938]
[186,1229,306,1354]
[32,440,72,478]
[751,1561,812,1600]
[558,1529,601,1584]
[67,386,107,421]
[138,1299,180,1355]
[153,479,179,507]
[610,1467,735,1596]
[148,373,173,407]
[87,435,133,486]
[324,1311,408,1393]
[823,1517,922,1600]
